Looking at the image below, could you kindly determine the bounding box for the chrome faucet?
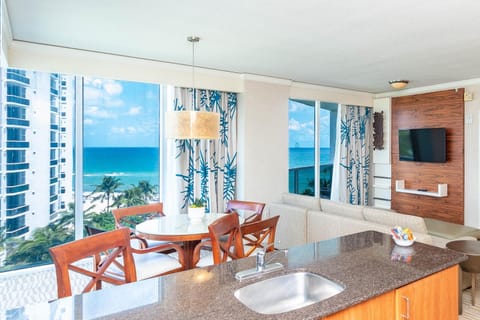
[256,243,287,271]
[235,244,287,281]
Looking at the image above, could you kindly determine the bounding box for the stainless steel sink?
[234,272,344,315]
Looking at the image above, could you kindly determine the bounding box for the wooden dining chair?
[84,221,185,281]
[112,203,168,250]
[240,215,280,257]
[193,213,245,267]
[226,200,266,224]
[49,228,136,298]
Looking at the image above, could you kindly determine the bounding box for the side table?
[446,240,480,314]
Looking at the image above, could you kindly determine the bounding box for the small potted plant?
[188,198,205,221]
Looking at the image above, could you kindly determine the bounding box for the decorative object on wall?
[373,111,384,150]
[331,105,373,205]
[166,36,220,140]
[389,80,409,90]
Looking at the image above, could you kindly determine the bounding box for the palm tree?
[90,175,122,213]
[4,212,74,267]
[136,180,157,203]
[114,187,144,208]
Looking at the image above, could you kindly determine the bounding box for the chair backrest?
[226,200,266,224]
[49,228,137,298]
[84,225,106,236]
[208,214,245,264]
[112,203,164,229]
[241,215,280,257]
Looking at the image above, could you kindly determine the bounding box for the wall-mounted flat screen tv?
[398,128,446,163]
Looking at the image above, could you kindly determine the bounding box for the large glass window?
[288,99,338,198]
[82,77,160,232]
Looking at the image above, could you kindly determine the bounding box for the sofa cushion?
[281,193,321,210]
[320,199,364,220]
[362,207,428,234]
[264,203,307,249]
[424,217,480,240]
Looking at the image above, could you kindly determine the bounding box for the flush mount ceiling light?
[166,36,220,140]
[389,80,409,90]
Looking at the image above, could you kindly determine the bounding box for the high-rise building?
[0,68,74,240]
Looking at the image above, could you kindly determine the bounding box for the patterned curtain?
[330,105,372,205]
[166,87,237,214]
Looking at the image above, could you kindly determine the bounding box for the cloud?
[103,81,123,96]
[83,77,125,114]
[84,118,94,125]
[289,118,302,131]
[289,118,314,132]
[84,106,116,119]
[127,106,142,115]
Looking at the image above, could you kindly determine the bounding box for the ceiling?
[4,0,480,93]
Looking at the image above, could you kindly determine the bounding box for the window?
[7,105,26,119]
[7,128,26,141]
[82,77,160,231]
[7,150,26,163]
[7,172,26,186]
[288,99,338,198]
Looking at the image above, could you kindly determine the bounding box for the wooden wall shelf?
[395,180,448,198]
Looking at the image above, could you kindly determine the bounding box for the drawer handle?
[400,295,410,319]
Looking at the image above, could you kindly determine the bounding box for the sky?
[83,77,160,147]
[288,100,332,148]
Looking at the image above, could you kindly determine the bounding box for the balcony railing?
[289,164,333,198]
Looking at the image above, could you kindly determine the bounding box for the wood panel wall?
[391,89,464,224]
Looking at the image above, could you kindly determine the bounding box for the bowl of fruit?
[391,226,416,247]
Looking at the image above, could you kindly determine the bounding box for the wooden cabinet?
[324,265,458,320]
[323,291,395,320]
[395,265,458,320]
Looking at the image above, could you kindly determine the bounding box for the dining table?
[136,213,231,269]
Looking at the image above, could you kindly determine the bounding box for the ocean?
[82,147,331,193]
[83,147,159,192]
[289,147,333,168]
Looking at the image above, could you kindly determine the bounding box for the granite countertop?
[23,231,467,319]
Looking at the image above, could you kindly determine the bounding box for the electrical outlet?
[464,92,474,101]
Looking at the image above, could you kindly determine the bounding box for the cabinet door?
[324,291,395,320]
[395,265,458,320]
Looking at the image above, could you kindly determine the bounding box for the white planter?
[188,207,205,221]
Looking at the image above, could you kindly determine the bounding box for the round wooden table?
[136,213,229,269]
[446,240,480,313]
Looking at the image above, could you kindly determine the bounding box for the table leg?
[473,273,477,306]
[182,240,201,270]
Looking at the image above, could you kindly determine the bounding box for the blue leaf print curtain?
[330,105,372,205]
[166,87,237,214]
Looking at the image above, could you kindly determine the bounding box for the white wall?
[464,85,480,227]
[237,78,290,204]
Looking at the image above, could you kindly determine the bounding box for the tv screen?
[398,128,446,163]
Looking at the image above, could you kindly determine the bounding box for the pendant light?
[166,36,220,140]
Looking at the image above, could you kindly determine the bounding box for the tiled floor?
[460,282,480,320]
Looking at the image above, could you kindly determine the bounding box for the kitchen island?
[9,231,466,319]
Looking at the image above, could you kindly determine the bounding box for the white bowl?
[392,236,416,247]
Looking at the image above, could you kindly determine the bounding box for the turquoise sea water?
[289,147,332,168]
[82,147,331,193]
[83,147,159,192]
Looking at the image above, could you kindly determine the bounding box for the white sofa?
[265,193,479,250]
